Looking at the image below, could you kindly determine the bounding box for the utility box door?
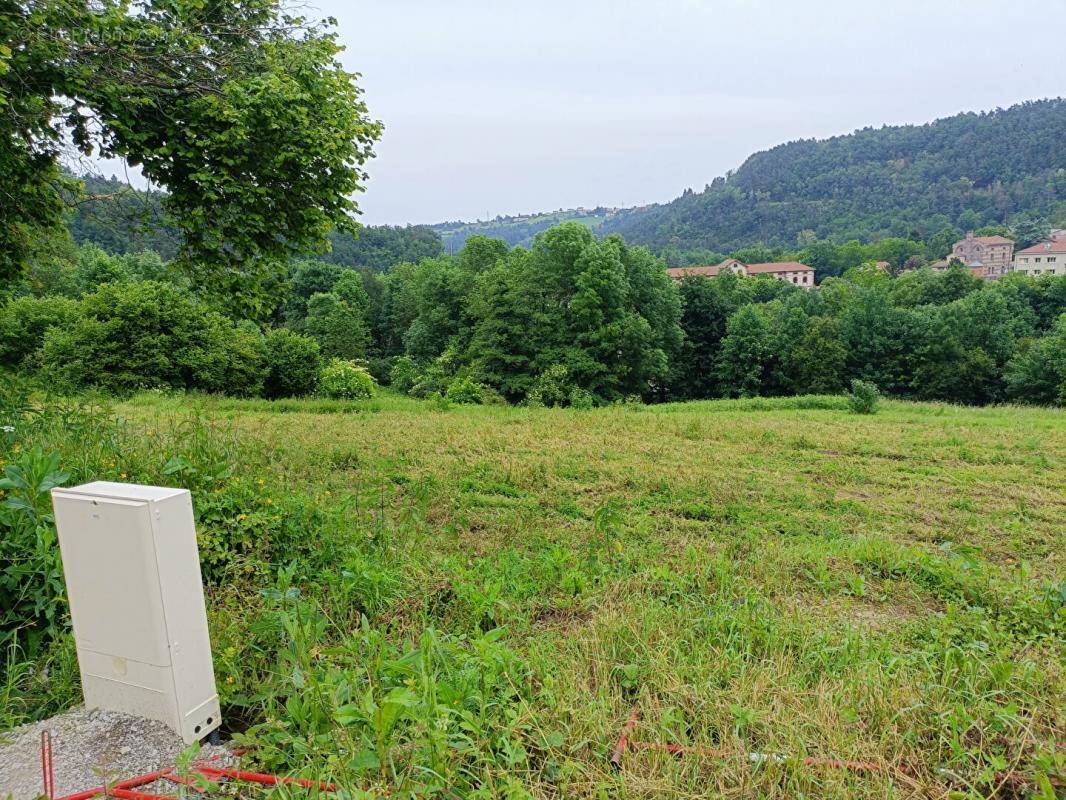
[52,496,170,664]
[51,482,221,744]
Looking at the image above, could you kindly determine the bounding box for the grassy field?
[12,392,1066,798]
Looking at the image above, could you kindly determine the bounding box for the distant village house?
[949,232,1015,278]
[665,259,814,288]
[1013,232,1066,277]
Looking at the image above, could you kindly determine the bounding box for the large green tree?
[714,304,776,397]
[1,0,381,315]
[671,272,745,398]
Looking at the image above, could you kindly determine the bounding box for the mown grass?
[7,390,1065,798]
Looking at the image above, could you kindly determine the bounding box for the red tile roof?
[970,235,1014,245]
[1016,238,1066,255]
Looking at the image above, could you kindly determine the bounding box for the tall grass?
[2,384,1063,797]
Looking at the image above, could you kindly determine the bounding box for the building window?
[1048,257,1057,263]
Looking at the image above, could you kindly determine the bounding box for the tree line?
[3,223,1064,407]
[661,219,1053,280]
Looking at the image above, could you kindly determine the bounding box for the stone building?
[949,232,1015,278]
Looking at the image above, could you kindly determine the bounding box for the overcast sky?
[94,0,1066,226]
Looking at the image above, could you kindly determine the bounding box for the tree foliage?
[1,0,381,316]
[39,281,266,395]
[3,224,1066,408]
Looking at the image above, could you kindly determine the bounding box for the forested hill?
[65,175,444,270]
[602,99,1066,252]
[428,208,622,252]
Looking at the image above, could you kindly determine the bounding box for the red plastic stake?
[196,765,336,791]
[610,705,640,768]
[41,730,55,800]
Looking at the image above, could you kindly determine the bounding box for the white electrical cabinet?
[51,482,221,744]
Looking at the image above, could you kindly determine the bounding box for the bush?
[303,292,368,361]
[0,447,70,658]
[569,387,595,409]
[40,281,264,395]
[527,364,572,407]
[389,355,421,393]
[318,359,376,400]
[427,391,452,411]
[1004,315,1066,405]
[367,357,393,385]
[444,375,486,405]
[409,347,459,398]
[263,328,322,398]
[0,295,80,367]
[215,322,267,398]
[846,379,881,414]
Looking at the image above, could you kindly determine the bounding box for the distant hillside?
[429,207,639,252]
[69,174,182,259]
[602,99,1066,252]
[69,99,1066,266]
[65,174,442,269]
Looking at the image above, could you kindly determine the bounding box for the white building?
[1013,234,1066,277]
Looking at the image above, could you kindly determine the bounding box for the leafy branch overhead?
[0,0,382,307]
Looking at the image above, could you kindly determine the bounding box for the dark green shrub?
[409,347,460,398]
[367,357,393,385]
[569,387,595,409]
[444,375,485,405]
[846,379,881,414]
[263,328,321,398]
[389,356,421,393]
[319,359,375,399]
[1004,315,1066,405]
[207,321,267,398]
[303,292,368,360]
[40,281,264,394]
[527,365,572,407]
[0,295,80,367]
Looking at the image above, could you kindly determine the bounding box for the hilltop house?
[665,259,814,288]
[947,232,1015,279]
[1013,233,1066,277]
